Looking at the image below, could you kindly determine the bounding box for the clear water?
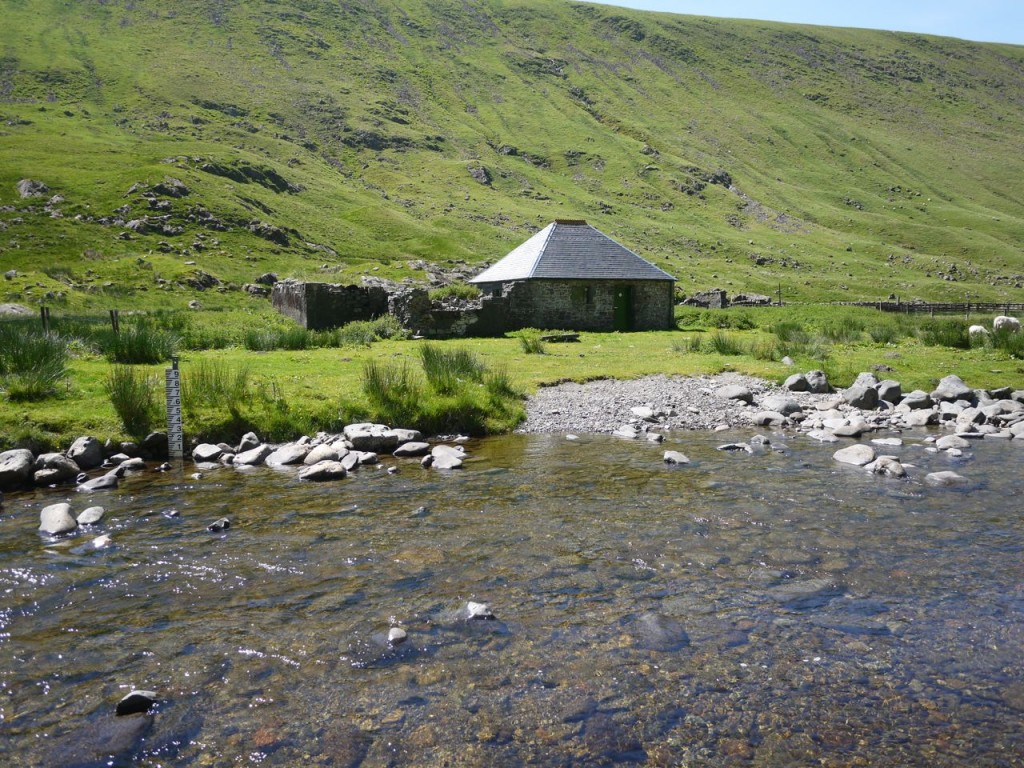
[1,431,1023,767]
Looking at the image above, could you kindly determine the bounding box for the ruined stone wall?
[273,278,674,335]
[271,279,389,330]
[501,279,674,331]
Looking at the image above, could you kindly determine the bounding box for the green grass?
[0,0,1021,319]
[0,324,69,402]
[2,306,1023,452]
[105,365,161,440]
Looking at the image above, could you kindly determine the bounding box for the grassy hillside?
[1,0,1023,314]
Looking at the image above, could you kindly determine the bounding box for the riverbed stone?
[631,613,690,651]
[832,418,871,438]
[926,470,968,487]
[340,452,361,472]
[116,690,158,716]
[344,423,400,453]
[717,384,753,404]
[762,395,802,416]
[47,713,153,766]
[297,460,348,481]
[663,450,690,465]
[613,424,640,439]
[904,409,939,427]
[387,627,408,646]
[391,428,423,444]
[234,444,273,466]
[936,434,971,451]
[303,444,341,465]
[833,444,876,466]
[783,373,810,392]
[236,432,261,453]
[865,456,907,478]
[0,448,35,490]
[393,441,430,457]
[192,443,223,462]
[873,380,899,404]
[67,436,104,470]
[900,390,934,410]
[807,430,839,443]
[39,503,78,534]
[33,453,81,485]
[844,385,879,410]
[76,470,121,493]
[465,601,495,620]
[931,375,974,403]
[805,370,831,393]
[266,443,310,466]
[430,445,464,469]
[752,411,787,426]
[77,506,105,525]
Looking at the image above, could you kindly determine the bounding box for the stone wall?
[272,279,389,330]
[496,279,674,332]
[273,278,675,335]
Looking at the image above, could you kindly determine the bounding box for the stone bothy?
[469,220,676,332]
[270,220,676,336]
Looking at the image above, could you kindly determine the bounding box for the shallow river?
[2,430,1023,767]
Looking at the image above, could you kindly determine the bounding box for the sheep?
[993,315,1021,333]
[968,324,989,337]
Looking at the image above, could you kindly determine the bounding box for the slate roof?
[469,220,676,284]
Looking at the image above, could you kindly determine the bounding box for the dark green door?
[613,285,633,331]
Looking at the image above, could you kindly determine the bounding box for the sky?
[589,1,1024,45]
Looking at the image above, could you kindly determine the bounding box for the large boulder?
[899,390,934,410]
[843,384,879,410]
[234,444,273,466]
[39,503,78,535]
[297,461,348,481]
[191,443,223,463]
[833,444,876,466]
[33,453,81,485]
[876,379,902,405]
[343,423,400,453]
[783,373,810,392]
[67,436,104,470]
[0,449,36,490]
[805,370,831,394]
[760,395,802,416]
[931,375,974,403]
[265,443,310,466]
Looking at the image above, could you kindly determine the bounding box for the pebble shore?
[518,372,838,434]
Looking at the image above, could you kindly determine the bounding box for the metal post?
[165,357,183,462]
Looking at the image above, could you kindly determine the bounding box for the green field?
[2,1,1023,449]
[2,305,1022,452]
[1,0,1022,313]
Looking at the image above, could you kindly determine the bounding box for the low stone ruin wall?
[272,279,390,330]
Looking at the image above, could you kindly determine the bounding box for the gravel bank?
[517,372,842,434]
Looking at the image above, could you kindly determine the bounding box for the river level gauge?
[165,357,184,461]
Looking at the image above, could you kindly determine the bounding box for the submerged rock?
[663,450,690,465]
[116,690,158,717]
[630,612,691,651]
[297,460,348,482]
[926,471,968,487]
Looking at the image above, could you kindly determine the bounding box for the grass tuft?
[105,365,160,439]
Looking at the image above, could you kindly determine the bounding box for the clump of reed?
[0,322,69,401]
[515,329,546,354]
[105,365,161,439]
